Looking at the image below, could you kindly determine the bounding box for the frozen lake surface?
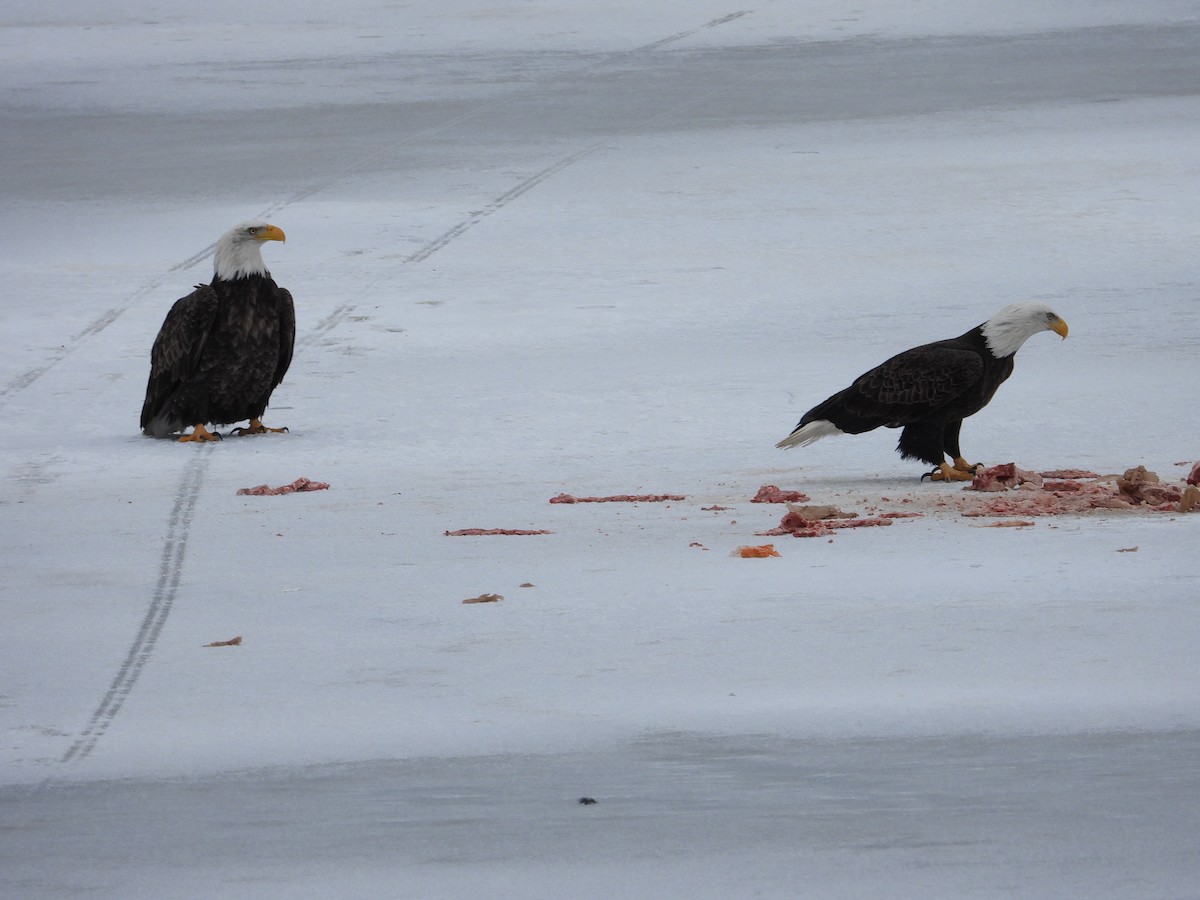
[2,2,1198,896]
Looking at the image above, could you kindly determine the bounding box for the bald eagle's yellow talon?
[924,462,976,482]
[177,423,222,443]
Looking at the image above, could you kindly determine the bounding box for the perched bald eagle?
[776,302,1068,481]
[140,221,295,442]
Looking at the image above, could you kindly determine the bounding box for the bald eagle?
[776,302,1068,481]
[140,221,295,442]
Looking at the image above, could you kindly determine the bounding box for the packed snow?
[2,2,1198,897]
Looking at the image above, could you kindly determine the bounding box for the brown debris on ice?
[203,636,242,647]
[237,477,330,496]
[751,485,811,504]
[735,544,781,558]
[549,493,685,504]
[1188,462,1200,486]
[462,593,503,604]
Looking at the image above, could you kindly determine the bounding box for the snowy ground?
[2,2,1199,897]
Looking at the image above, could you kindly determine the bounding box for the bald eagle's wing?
[271,286,295,390]
[844,344,985,423]
[140,284,220,435]
[795,341,985,437]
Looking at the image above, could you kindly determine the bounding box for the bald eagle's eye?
[246,226,260,235]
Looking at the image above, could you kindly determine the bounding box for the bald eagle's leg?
[178,423,222,443]
[229,418,289,436]
[922,461,976,482]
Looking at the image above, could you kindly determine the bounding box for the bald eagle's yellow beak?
[1050,316,1069,339]
[256,224,286,243]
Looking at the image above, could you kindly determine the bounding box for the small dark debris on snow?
[578,797,598,805]
[203,636,243,647]
[462,593,503,604]
[237,477,329,496]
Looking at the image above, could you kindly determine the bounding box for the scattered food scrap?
[578,797,598,805]
[690,541,710,551]
[203,636,242,647]
[976,519,1036,528]
[462,593,503,604]
[968,463,1043,492]
[549,493,685,503]
[1188,462,1200,486]
[786,504,857,520]
[760,504,893,538]
[519,582,535,588]
[960,463,1197,515]
[1117,465,1182,507]
[735,544,781,557]
[701,505,733,511]
[751,485,811,504]
[1181,486,1200,513]
[237,477,329,496]
[1116,546,1139,553]
[444,528,553,536]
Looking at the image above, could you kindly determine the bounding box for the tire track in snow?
[61,443,214,764]
[57,297,354,768]
[56,292,360,766]
[401,142,609,265]
[633,10,753,53]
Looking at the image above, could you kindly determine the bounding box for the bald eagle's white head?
[213,220,286,280]
[981,301,1069,358]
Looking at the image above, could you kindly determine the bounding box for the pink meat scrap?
[549,493,685,503]
[759,508,893,538]
[1116,466,1182,507]
[237,477,330,496]
[968,463,1043,492]
[960,463,1196,515]
[1039,469,1100,479]
[751,485,812,504]
[444,528,554,536]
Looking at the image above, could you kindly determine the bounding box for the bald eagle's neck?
[980,307,1045,358]
[214,238,269,281]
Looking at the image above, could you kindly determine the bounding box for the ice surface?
[2,2,1198,897]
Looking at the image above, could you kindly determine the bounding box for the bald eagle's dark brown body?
[794,325,1010,467]
[140,273,295,438]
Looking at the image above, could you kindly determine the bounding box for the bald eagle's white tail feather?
[775,419,844,450]
[143,411,180,438]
